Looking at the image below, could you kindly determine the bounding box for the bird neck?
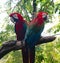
[34,17,44,27]
[17,19,25,24]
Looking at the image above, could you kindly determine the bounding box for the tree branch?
[33,0,37,12]
[0,36,56,59]
[32,0,37,19]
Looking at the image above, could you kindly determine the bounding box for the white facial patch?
[42,13,47,18]
[13,14,18,19]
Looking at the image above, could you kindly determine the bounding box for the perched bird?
[9,12,28,63]
[24,12,48,63]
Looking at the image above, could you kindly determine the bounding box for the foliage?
[48,22,60,33]
[35,37,60,63]
[5,0,60,20]
[0,0,60,63]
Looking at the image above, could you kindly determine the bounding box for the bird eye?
[13,14,18,19]
[42,13,46,18]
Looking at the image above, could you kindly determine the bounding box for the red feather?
[29,12,48,27]
[9,12,23,21]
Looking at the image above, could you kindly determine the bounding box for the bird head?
[9,12,23,23]
[37,12,48,22]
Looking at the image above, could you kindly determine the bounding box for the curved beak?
[46,15,49,22]
[10,17,15,24]
[44,15,49,22]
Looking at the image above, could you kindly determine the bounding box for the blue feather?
[25,23,44,48]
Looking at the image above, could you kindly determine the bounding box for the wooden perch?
[0,36,56,59]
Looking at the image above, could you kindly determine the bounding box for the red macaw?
[9,12,28,63]
[24,12,48,63]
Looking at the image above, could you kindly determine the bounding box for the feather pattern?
[25,23,44,47]
[25,12,45,47]
[24,12,48,63]
[9,12,28,63]
[15,20,27,41]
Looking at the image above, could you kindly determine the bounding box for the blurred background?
[0,0,60,63]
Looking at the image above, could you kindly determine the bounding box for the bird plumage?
[24,11,48,63]
[9,12,48,63]
[9,12,27,41]
[25,12,48,47]
[9,12,28,63]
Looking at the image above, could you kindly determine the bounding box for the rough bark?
[0,36,56,59]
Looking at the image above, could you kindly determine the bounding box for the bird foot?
[16,41,25,47]
[16,41,22,46]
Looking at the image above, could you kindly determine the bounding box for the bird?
[9,12,29,63]
[24,11,48,63]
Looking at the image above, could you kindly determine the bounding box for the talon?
[16,41,25,47]
[16,41,22,46]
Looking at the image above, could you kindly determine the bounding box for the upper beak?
[44,15,48,20]
[44,15,50,23]
[10,17,15,24]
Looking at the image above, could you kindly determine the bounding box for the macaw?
[9,12,28,63]
[24,12,48,63]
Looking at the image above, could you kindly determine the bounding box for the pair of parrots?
[9,11,48,63]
